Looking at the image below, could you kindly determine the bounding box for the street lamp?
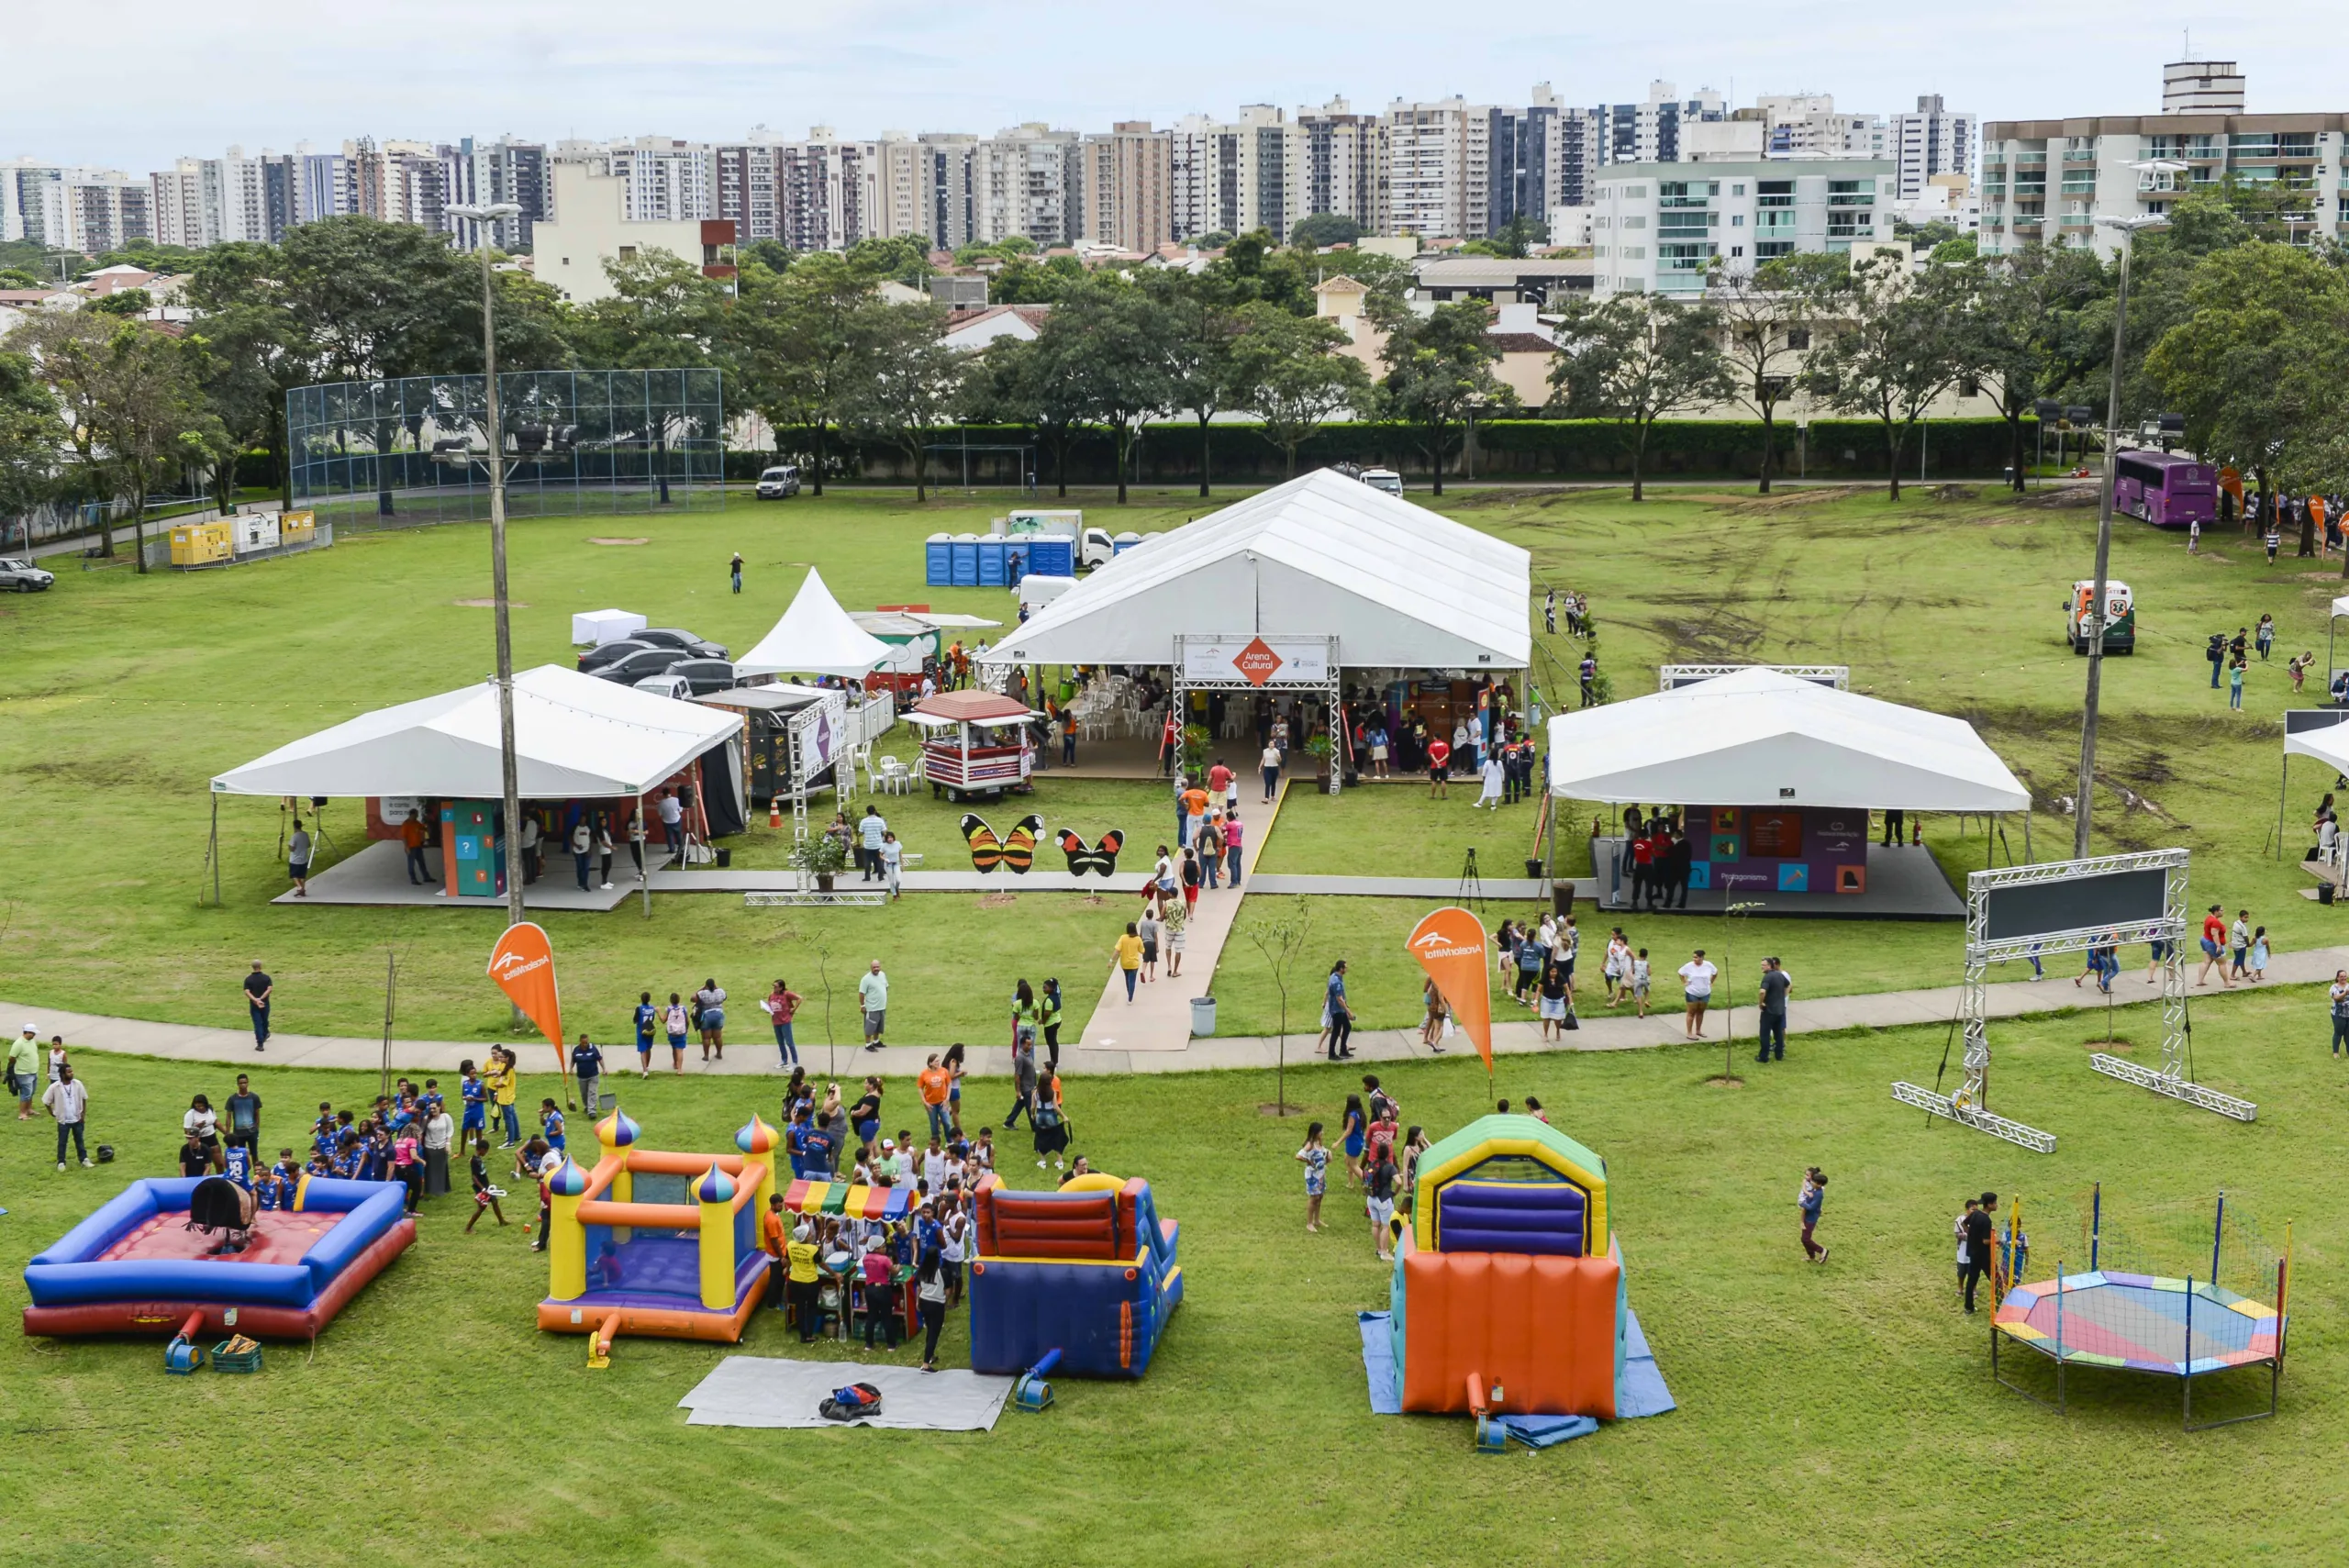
[446,201,529,940]
[2072,163,2181,861]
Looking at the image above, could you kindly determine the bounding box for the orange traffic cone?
[770,797,783,829]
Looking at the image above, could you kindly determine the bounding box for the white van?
[755,464,801,500]
[1361,468,1404,496]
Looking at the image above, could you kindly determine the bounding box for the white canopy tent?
[1544,667,2029,811]
[212,664,742,800]
[974,468,1531,672]
[738,567,893,678]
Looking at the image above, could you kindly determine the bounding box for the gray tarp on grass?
[679,1356,1015,1430]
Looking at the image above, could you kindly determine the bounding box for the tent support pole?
[1987,813,1995,870]
[639,792,651,919]
[207,793,221,907]
[2276,756,2288,862]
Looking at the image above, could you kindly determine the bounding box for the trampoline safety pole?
[2211,1189,2225,1286]
[2089,1183,2100,1272]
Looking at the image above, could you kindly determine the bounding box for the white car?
[633,673,694,700]
[1360,468,1404,496]
[755,464,802,499]
[0,557,54,592]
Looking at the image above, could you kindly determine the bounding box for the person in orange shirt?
[400,810,432,886]
[1180,780,1209,848]
[761,1193,791,1313]
[917,1052,953,1143]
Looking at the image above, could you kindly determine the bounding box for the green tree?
[1798,252,1973,500]
[1052,278,1177,503]
[1206,229,1316,315]
[1289,213,1366,250]
[1228,303,1372,477]
[1459,213,1546,259]
[1372,297,1507,495]
[87,289,153,317]
[1961,243,2109,492]
[963,334,1090,498]
[184,240,318,509]
[1705,254,1839,493]
[1142,269,1243,497]
[2144,241,2349,553]
[844,302,969,503]
[570,249,728,505]
[729,251,887,495]
[1548,293,1731,501]
[846,234,935,287]
[15,310,220,570]
[0,347,64,532]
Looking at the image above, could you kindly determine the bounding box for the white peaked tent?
[738,567,893,678]
[211,664,742,799]
[976,468,1531,670]
[1544,667,2029,810]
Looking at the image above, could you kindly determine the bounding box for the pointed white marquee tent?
[738,567,894,679]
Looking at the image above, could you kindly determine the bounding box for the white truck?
[990,509,1117,571]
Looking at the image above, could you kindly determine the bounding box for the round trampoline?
[1992,1270,2285,1429]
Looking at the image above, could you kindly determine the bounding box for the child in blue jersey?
[460,1063,488,1141]
[420,1080,445,1118]
[253,1166,285,1211]
[222,1140,255,1190]
[333,1133,364,1180]
[540,1099,566,1153]
[633,992,658,1079]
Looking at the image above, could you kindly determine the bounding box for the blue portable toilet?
[951,533,981,587]
[1113,531,1142,555]
[976,536,1008,587]
[1025,537,1074,577]
[925,532,953,586]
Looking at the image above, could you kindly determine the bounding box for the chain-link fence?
[287,369,725,531]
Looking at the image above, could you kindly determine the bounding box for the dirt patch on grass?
[452,598,529,607]
[976,892,1019,909]
[587,537,650,546]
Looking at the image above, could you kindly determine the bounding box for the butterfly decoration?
[1055,828,1125,878]
[962,813,1041,874]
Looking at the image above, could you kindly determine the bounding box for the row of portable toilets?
[923,531,1141,588]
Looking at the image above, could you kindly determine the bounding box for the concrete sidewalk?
[13,944,2334,1083]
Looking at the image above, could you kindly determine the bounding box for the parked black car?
[591,647,694,684]
[579,637,656,672]
[637,628,728,660]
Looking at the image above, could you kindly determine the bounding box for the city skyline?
[0,3,2309,172]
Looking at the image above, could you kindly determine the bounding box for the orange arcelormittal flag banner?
[1407,906,1493,1073]
[488,921,564,1056]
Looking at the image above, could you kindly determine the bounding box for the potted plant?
[1305,733,1335,784]
[787,834,850,891]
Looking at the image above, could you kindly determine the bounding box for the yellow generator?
[169,521,233,566]
[277,509,317,544]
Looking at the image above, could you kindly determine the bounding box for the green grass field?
[8,479,2349,1564]
[0,987,2335,1567]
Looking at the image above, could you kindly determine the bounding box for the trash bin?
[2003,465,2016,487]
[1190,995,1217,1037]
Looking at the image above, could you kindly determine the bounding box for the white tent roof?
[2331,595,2349,621]
[738,568,894,678]
[2285,721,2349,772]
[1544,667,2030,810]
[975,469,1531,670]
[212,664,741,800]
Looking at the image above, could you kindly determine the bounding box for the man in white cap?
[9,1027,39,1120]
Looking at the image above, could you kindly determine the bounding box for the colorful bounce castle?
[539,1109,780,1362]
[24,1175,416,1340]
[1374,1115,1672,1445]
[968,1172,1182,1379]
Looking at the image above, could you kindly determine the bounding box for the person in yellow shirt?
[1114,923,1145,1003]
[785,1218,825,1341]
[486,1050,520,1148]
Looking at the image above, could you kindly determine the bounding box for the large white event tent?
[738,567,893,678]
[975,468,1531,672]
[1544,667,2030,811]
[212,664,742,800]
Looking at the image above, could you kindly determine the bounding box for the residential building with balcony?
[1981,61,2346,257]
[532,161,735,303]
[1590,157,1890,296]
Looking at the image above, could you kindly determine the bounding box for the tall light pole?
[2073,168,2180,860]
[448,202,527,935]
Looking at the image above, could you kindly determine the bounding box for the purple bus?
[2113,450,2216,529]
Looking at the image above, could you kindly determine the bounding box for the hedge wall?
[729,417,2033,486]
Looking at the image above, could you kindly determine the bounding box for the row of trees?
[5,183,2343,560]
[1549,182,2349,506]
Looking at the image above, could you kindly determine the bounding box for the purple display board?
[1686,805,1870,895]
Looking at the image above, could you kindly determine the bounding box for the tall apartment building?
[1489,88,1561,237]
[918,136,980,249]
[1600,83,1727,166]
[1981,61,2347,258]
[603,137,712,223]
[971,125,1082,246]
[1078,122,1173,251]
[1297,98,1386,235]
[1384,97,1489,238]
[779,131,881,251]
[1757,94,1887,159]
[1592,157,1888,296]
[3,160,67,247]
[1557,107,1602,207]
[1890,95,1976,201]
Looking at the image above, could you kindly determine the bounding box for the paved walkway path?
[13,944,2333,1084]
[1075,781,1286,1053]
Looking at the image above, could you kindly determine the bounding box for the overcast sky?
[3,2,2322,171]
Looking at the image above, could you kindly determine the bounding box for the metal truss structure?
[1893,849,2254,1153]
[1171,635,1343,800]
[1657,663,1850,692]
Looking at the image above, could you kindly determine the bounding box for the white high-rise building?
[604,137,711,223]
[1383,96,1490,238]
[1295,97,1386,235]
[971,125,1082,246]
[1890,95,1976,201]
